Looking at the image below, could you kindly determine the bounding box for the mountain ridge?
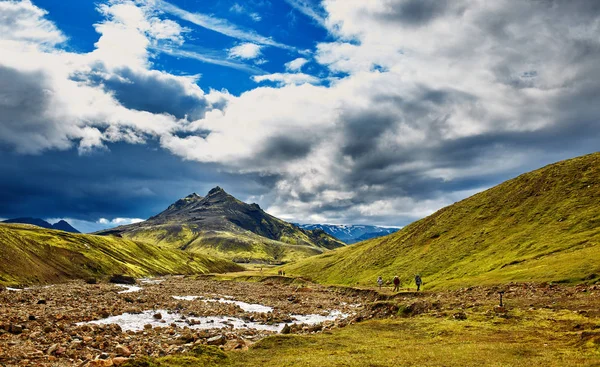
[2,217,80,233]
[294,223,399,244]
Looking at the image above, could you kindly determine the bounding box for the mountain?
[286,152,600,289]
[0,223,242,286]
[2,217,80,233]
[50,219,80,233]
[97,187,345,263]
[295,224,399,244]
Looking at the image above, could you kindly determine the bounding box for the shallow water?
[116,285,143,294]
[81,309,348,332]
[140,278,164,284]
[171,295,274,313]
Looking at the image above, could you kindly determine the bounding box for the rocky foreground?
[0,276,370,366]
[1,277,599,367]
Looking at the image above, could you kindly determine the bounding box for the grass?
[0,223,243,286]
[126,304,600,367]
[284,152,600,289]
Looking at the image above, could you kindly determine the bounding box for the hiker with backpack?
[393,276,400,292]
[377,276,383,290]
[415,274,422,291]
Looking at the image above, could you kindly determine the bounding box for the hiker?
[393,276,400,292]
[415,274,422,291]
[377,276,383,290]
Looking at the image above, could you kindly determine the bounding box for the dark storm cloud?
[373,0,465,27]
[0,65,71,153]
[83,66,210,121]
[0,142,268,225]
[257,135,314,162]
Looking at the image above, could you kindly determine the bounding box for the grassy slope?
[285,152,600,289]
[120,225,324,263]
[0,223,243,286]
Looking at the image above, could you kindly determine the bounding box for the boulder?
[206,335,227,346]
[109,275,136,285]
[115,345,131,357]
[112,357,129,366]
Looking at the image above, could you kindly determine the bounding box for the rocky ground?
[1,277,599,367]
[0,276,370,367]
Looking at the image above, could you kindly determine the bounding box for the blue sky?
[1,0,599,232]
[31,0,330,95]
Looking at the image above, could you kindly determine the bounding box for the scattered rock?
[37,299,47,305]
[153,312,162,320]
[281,324,291,334]
[86,278,98,284]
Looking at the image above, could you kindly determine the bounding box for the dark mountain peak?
[185,193,202,200]
[52,220,80,233]
[207,186,226,196]
[2,217,80,233]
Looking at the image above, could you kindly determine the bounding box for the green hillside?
[0,223,242,286]
[98,187,344,263]
[286,152,600,289]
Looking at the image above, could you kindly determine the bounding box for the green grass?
[127,309,600,367]
[0,223,243,286]
[284,152,600,289]
[121,225,324,263]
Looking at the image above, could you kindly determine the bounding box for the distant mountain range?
[97,187,345,263]
[294,224,399,244]
[2,217,80,233]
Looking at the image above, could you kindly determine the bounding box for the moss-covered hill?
[286,152,600,289]
[97,187,345,263]
[0,223,243,286]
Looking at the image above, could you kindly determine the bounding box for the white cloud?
[285,57,309,71]
[252,72,319,86]
[0,0,66,46]
[158,46,264,74]
[156,0,293,50]
[285,0,327,27]
[230,3,262,22]
[0,0,222,154]
[98,217,144,225]
[229,43,262,59]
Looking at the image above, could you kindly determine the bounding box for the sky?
[0,0,599,233]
